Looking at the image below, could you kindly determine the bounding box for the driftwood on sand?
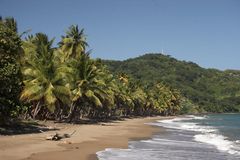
[45,130,76,141]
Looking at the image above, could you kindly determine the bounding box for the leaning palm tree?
[132,87,147,115]
[59,25,88,59]
[67,54,110,121]
[20,33,71,119]
[152,83,181,116]
[114,77,134,116]
[88,60,116,118]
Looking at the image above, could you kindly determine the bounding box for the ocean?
[97,114,240,160]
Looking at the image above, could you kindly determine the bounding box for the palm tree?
[66,54,111,121]
[2,17,18,32]
[113,75,135,116]
[59,25,88,59]
[118,73,129,85]
[151,83,181,116]
[20,33,71,119]
[89,60,116,118]
[167,88,181,115]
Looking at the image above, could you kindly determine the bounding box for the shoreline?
[0,116,171,160]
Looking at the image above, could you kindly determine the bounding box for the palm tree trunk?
[32,102,41,119]
[67,102,77,122]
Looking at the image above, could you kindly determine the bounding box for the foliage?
[20,31,182,121]
[104,53,240,113]
[20,33,71,119]
[59,25,88,59]
[1,18,203,123]
[0,17,22,123]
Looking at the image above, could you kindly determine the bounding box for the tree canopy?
[1,17,238,124]
[0,17,22,123]
[104,53,240,113]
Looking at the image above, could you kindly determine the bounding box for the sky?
[1,0,240,70]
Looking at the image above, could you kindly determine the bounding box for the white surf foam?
[194,133,240,155]
[97,115,240,160]
[154,115,215,133]
[154,115,240,155]
[97,148,160,160]
[187,115,208,120]
[141,138,199,146]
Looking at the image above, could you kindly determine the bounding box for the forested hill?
[103,53,240,113]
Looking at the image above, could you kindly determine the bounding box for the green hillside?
[103,53,240,113]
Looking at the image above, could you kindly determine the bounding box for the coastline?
[0,116,170,160]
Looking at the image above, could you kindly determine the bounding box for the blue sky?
[1,0,240,70]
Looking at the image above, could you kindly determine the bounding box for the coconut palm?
[20,33,71,119]
[113,75,135,116]
[126,80,147,115]
[59,25,88,59]
[66,54,112,121]
[88,60,116,118]
[151,83,181,116]
[167,88,181,115]
[2,17,18,32]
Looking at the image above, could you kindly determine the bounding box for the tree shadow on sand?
[0,121,59,135]
[57,116,127,126]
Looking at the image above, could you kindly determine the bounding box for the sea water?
[97,114,240,160]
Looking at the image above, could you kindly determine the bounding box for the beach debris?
[63,140,72,144]
[47,126,55,130]
[45,133,62,141]
[45,130,76,141]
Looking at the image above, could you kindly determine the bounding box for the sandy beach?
[0,116,168,160]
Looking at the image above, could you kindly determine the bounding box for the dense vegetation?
[104,54,240,113]
[0,17,182,124]
[1,17,239,125]
[0,17,22,123]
